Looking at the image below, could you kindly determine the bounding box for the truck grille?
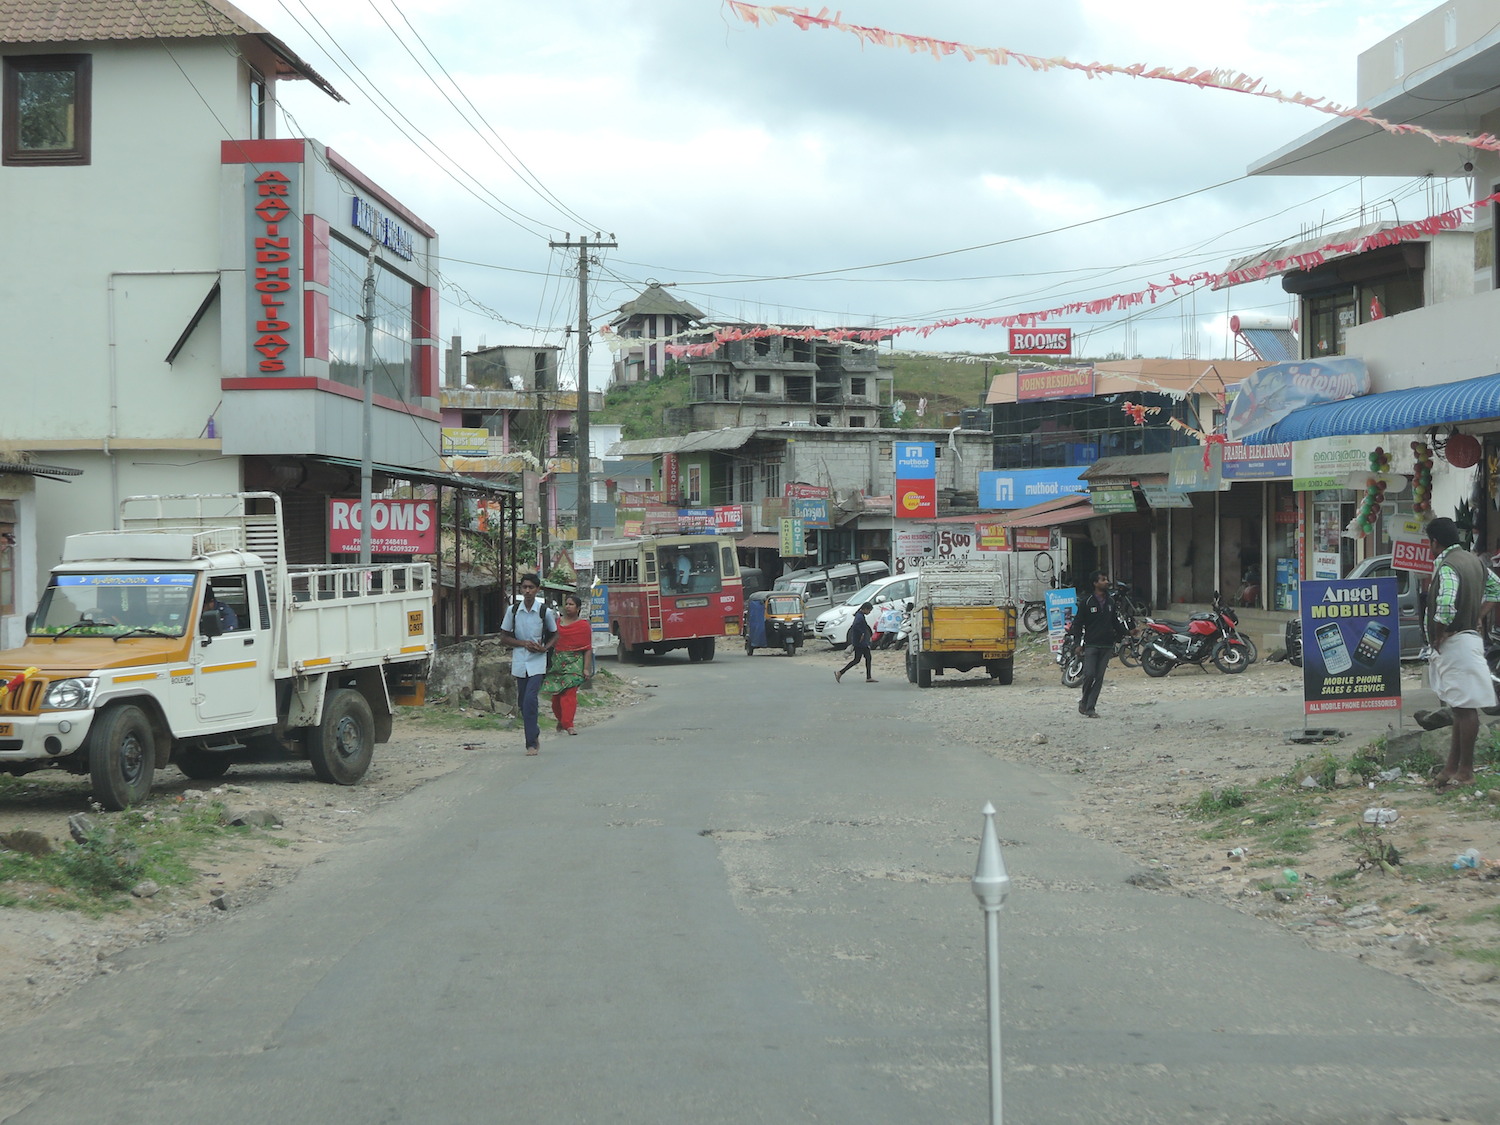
[0,679,46,716]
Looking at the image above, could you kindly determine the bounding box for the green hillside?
[594,352,1072,439]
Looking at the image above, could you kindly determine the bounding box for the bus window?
[720,546,737,577]
[659,543,722,595]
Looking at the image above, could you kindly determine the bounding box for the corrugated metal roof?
[2,0,343,101]
[1242,372,1500,444]
[1080,453,1174,480]
[612,428,760,456]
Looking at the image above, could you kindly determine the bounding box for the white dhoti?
[1427,631,1494,710]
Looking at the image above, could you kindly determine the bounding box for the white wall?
[1345,286,1500,390]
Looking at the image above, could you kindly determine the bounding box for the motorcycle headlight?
[43,678,98,711]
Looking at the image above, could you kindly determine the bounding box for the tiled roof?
[1,0,267,43]
[2,0,344,100]
[613,284,704,323]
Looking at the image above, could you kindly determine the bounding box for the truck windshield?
[30,573,196,637]
[659,543,722,596]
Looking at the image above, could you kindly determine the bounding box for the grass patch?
[1191,786,1247,815]
[0,801,254,915]
[1460,902,1500,925]
[1451,946,1500,965]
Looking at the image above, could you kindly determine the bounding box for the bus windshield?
[659,542,722,596]
[30,573,197,637]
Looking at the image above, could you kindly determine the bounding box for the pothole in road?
[699,828,776,841]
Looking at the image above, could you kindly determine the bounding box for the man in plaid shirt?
[1424,517,1500,790]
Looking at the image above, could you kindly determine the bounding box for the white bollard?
[971,801,1011,1125]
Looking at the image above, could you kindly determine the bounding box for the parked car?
[1285,553,1424,666]
[815,573,920,648]
[774,560,889,627]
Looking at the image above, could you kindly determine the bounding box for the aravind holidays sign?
[1299,578,1401,716]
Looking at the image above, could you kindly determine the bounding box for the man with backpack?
[500,573,557,755]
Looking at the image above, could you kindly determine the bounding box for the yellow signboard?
[441,427,489,456]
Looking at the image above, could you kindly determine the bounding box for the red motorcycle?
[1139,591,1249,676]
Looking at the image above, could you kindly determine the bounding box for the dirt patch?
[824,635,1500,1019]
[0,669,647,1014]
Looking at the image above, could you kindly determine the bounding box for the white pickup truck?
[0,493,433,809]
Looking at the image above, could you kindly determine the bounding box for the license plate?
[982,651,1004,660]
[0,724,11,737]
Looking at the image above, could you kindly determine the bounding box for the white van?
[774,560,889,626]
[814,572,920,648]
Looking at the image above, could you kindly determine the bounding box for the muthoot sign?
[328,499,437,554]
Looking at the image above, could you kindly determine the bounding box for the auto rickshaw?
[744,590,807,656]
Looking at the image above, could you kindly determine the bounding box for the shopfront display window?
[328,236,415,400]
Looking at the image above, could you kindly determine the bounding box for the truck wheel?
[906,650,918,684]
[177,749,232,780]
[307,688,374,785]
[89,704,156,810]
[990,659,1014,685]
[917,660,932,689]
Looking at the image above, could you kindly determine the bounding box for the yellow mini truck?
[905,571,1017,688]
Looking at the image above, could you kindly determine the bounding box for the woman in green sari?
[544,594,594,735]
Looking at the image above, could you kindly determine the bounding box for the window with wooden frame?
[3,54,91,166]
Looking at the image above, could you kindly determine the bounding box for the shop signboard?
[1168,444,1224,492]
[441,427,489,456]
[780,518,805,556]
[977,467,1086,509]
[1016,367,1095,401]
[1299,578,1401,715]
[1223,357,1370,441]
[1008,327,1073,355]
[1044,587,1078,656]
[790,498,830,529]
[1011,528,1051,552]
[328,499,436,554]
[1088,488,1138,515]
[1140,484,1194,509]
[1292,434,1413,491]
[895,527,936,559]
[975,521,1007,550]
[1221,440,1293,480]
[1392,538,1434,575]
[1312,551,1341,580]
[893,441,936,519]
[784,482,831,500]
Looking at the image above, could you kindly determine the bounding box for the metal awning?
[997,496,1096,528]
[312,455,519,495]
[1241,372,1500,444]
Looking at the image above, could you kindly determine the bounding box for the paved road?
[0,650,1495,1124]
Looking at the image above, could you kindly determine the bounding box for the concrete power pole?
[550,233,616,572]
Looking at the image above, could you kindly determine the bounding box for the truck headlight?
[43,678,98,710]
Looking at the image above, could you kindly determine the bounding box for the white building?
[0,0,475,645]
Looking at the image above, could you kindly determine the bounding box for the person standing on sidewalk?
[543,593,593,736]
[1424,517,1500,789]
[1067,570,1134,718]
[835,603,876,684]
[500,574,556,755]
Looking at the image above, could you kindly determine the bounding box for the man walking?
[1067,570,1134,718]
[1424,518,1500,789]
[835,602,876,684]
[500,574,556,755]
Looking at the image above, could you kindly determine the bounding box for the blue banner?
[894,441,936,480]
[1299,578,1401,715]
[791,497,830,528]
[1221,441,1293,480]
[978,468,1087,509]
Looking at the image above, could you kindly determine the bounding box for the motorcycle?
[1139,590,1249,676]
[1056,632,1085,688]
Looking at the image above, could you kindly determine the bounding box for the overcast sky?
[267,0,1449,387]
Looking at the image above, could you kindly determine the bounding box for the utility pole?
[357,250,378,565]
[550,232,617,581]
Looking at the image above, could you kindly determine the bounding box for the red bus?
[592,534,743,662]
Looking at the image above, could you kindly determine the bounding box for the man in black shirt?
[1066,570,1134,718]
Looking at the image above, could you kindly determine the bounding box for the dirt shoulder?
[0,669,646,1014]
[839,635,1500,1019]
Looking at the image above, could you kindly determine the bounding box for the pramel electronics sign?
[244,164,302,376]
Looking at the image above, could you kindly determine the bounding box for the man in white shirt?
[500,574,556,755]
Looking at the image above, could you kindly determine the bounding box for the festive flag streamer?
[725,2,1500,156]
[1122,401,1160,426]
[647,192,1499,358]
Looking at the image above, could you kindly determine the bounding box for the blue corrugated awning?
[1242,372,1500,444]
